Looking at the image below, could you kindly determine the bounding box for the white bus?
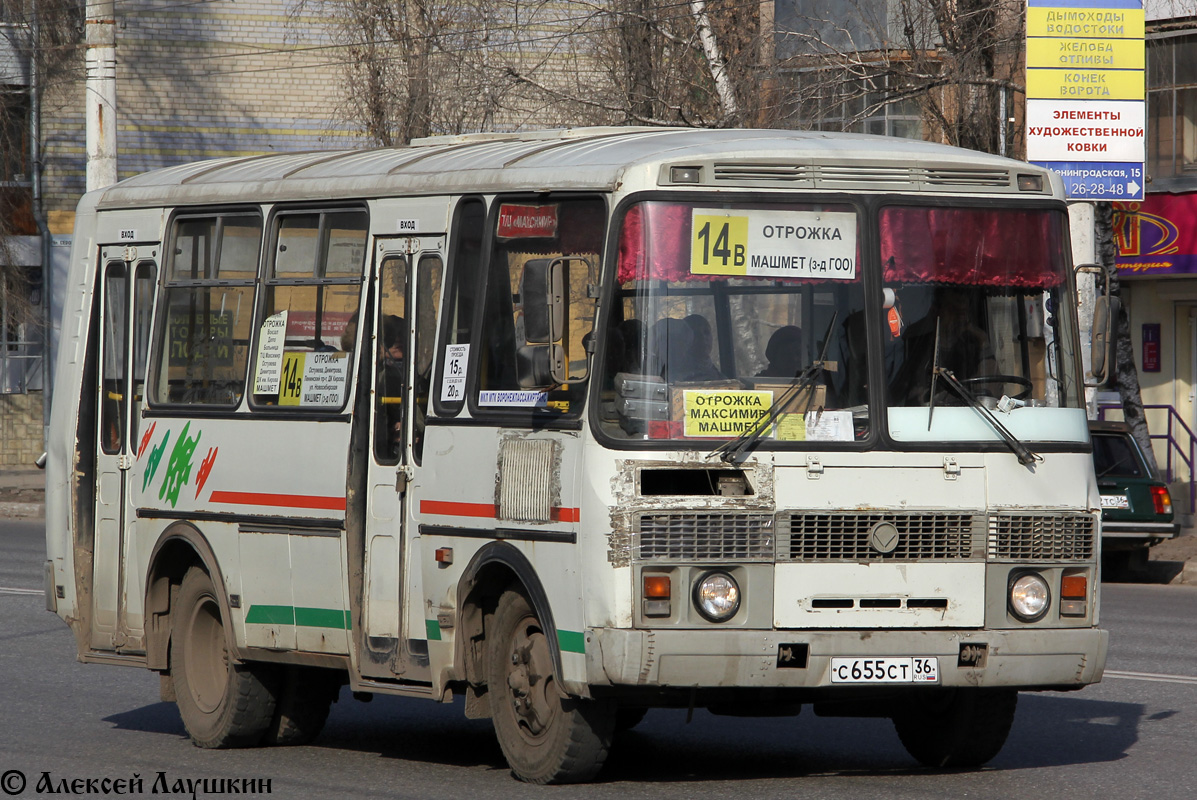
[46,127,1108,783]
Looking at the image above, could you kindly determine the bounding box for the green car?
[1090,421,1180,574]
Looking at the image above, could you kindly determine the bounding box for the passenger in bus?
[377,315,407,456]
[757,325,804,378]
[618,318,645,374]
[650,317,724,382]
[683,314,725,381]
[890,287,995,405]
[340,311,359,352]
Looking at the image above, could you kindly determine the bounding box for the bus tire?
[264,666,340,746]
[171,566,278,748]
[487,589,614,784]
[614,706,648,733]
[892,688,1018,768]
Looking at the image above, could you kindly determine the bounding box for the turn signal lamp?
[643,574,671,618]
[1060,572,1089,617]
[1151,485,1173,515]
[1060,575,1087,599]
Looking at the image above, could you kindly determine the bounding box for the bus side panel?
[414,422,588,691]
[133,417,352,656]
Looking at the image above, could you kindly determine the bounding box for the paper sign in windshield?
[253,311,288,395]
[278,350,349,408]
[683,390,773,437]
[690,209,857,280]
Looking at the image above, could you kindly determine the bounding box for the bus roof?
[93,127,1060,209]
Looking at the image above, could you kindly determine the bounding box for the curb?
[0,501,46,519]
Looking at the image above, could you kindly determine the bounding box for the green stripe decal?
[245,605,351,630]
[557,630,585,654]
[425,619,442,641]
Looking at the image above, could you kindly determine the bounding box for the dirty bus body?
[45,128,1106,783]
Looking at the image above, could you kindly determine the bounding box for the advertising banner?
[1114,194,1197,277]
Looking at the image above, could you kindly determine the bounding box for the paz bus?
[45,127,1108,783]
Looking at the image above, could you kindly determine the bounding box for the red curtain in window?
[880,207,1065,289]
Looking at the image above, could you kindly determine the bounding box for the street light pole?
[84,0,117,191]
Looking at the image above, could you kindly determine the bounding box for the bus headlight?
[1009,572,1051,622]
[693,571,740,622]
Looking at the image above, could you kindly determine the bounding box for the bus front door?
[92,253,157,652]
[358,237,440,680]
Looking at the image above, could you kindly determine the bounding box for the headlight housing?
[693,571,741,622]
[1009,572,1051,622]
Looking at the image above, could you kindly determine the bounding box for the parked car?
[1090,421,1180,574]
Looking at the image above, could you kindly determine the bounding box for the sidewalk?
[0,467,46,519]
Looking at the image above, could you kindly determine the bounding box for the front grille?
[636,512,774,561]
[780,512,980,561]
[988,513,1096,560]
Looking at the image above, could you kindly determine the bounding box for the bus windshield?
[598,200,1084,446]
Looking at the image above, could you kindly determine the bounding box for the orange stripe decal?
[421,500,500,518]
[421,500,580,522]
[209,491,346,511]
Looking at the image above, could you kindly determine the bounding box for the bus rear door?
[92,248,157,652]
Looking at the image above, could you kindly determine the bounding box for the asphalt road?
[3,519,1197,800]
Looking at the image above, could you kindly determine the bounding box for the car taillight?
[1151,485,1172,515]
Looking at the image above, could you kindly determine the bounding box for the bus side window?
[100,261,128,454]
[130,261,157,444]
[413,254,442,462]
[474,196,605,414]
[432,198,485,417]
[374,256,408,463]
[250,208,367,411]
[151,213,260,408]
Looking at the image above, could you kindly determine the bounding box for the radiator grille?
[780,513,980,561]
[988,514,1096,560]
[636,512,774,561]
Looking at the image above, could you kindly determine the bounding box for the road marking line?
[0,587,42,596]
[1106,669,1197,685]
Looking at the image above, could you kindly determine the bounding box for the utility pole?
[85,0,117,191]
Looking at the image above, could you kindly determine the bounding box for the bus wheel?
[487,589,614,784]
[171,566,278,748]
[614,707,648,733]
[892,688,1018,768]
[264,666,340,746]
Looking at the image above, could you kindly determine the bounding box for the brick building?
[2,0,362,463]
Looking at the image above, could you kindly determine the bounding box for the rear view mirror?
[517,256,596,388]
[520,258,564,345]
[1091,294,1120,384]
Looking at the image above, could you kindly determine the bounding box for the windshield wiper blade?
[935,367,1042,467]
[711,313,838,464]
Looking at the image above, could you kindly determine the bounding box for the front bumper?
[1101,520,1180,543]
[588,626,1108,690]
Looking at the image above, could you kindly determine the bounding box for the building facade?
[1,0,361,463]
[1111,1,1197,504]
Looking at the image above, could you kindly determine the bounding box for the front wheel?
[171,566,278,748]
[892,688,1018,768]
[487,589,615,784]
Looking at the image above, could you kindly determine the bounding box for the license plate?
[829,657,939,684]
[1101,494,1129,509]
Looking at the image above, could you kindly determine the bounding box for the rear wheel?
[487,589,615,784]
[171,566,277,748]
[893,688,1017,768]
[264,666,341,746]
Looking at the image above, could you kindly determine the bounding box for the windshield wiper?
[934,367,1042,467]
[711,312,838,464]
